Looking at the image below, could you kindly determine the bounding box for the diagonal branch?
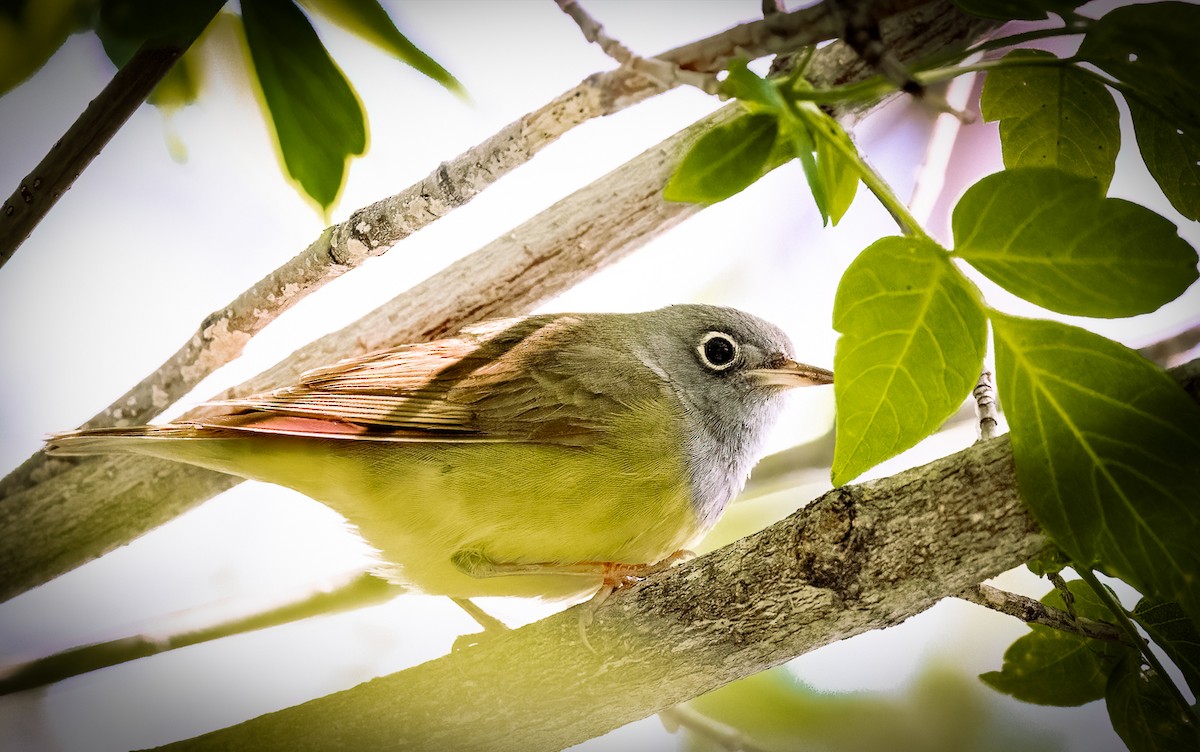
[0,1,994,604]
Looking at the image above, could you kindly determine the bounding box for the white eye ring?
[697,331,739,371]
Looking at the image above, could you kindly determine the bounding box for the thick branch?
[0,1,993,603]
[159,433,1040,751]
[156,359,1200,750]
[0,0,953,503]
[0,2,225,268]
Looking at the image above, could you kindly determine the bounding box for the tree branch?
[0,1,226,269]
[0,0,957,505]
[151,357,1200,751]
[158,430,1041,751]
[0,2,994,603]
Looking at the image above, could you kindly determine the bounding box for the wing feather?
[200,314,621,445]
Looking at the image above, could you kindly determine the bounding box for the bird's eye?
[698,332,739,371]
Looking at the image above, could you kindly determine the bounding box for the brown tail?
[44,425,217,456]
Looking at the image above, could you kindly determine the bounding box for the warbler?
[47,305,832,602]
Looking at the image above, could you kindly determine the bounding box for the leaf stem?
[956,23,1090,61]
[805,106,928,239]
[1075,567,1198,723]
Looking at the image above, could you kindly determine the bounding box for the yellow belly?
[141,401,706,599]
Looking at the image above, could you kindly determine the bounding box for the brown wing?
[198,314,622,445]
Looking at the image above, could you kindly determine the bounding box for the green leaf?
[720,59,784,113]
[147,48,202,112]
[980,50,1119,190]
[1078,2,1200,131]
[952,0,1085,21]
[0,0,85,95]
[1132,598,1200,698]
[1128,99,1200,222]
[981,581,1132,706]
[241,0,367,211]
[781,117,830,225]
[664,113,778,204]
[97,0,223,67]
[296,0,462,96]
[991,313,1200,626]
[832,237,987,485]
[1106,655,1200,752]
[953,168,1198,317]
[812,115,859,226]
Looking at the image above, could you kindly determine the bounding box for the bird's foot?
[450,548,695,653]
[577,550,695,653]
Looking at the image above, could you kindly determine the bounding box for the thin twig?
[0,1,225,269]
[1047,571,1077,620]
[957,583,1126,643]
[554,0,721,94]
[659,705,773,752]
[0,572,401,696]
[973,370,999,441]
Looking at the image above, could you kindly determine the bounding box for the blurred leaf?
[297,0,462,96]
[0,0,88,95]
[980,50,1119,190]
[664,113,778,204]
[1128,99,1200,221]
[685,665,1057,752]
[721,59,784,113]
[982,580,1132,706]
[1078,2,1200,131]
[1106,655,1200,752]
[97,0,222,68]
[952,0,1085,21]
[832,237,986,485]
[147,46,202,112]
[953,168,1198,317]
[991,313,1200,626]
[242,0,366,212]
[1132,598,1200,698]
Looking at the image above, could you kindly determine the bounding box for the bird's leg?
[448,596,510,652]
[453,549,695,654]
[452,549,694,584]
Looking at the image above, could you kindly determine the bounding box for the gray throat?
[674,385,779,530]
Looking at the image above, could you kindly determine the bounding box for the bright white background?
[1,1,1196,750]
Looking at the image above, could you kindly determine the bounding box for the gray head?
[620,304,833,524]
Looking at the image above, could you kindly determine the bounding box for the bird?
[46,304,833,605]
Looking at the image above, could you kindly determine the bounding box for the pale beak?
[749,358,834,389]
